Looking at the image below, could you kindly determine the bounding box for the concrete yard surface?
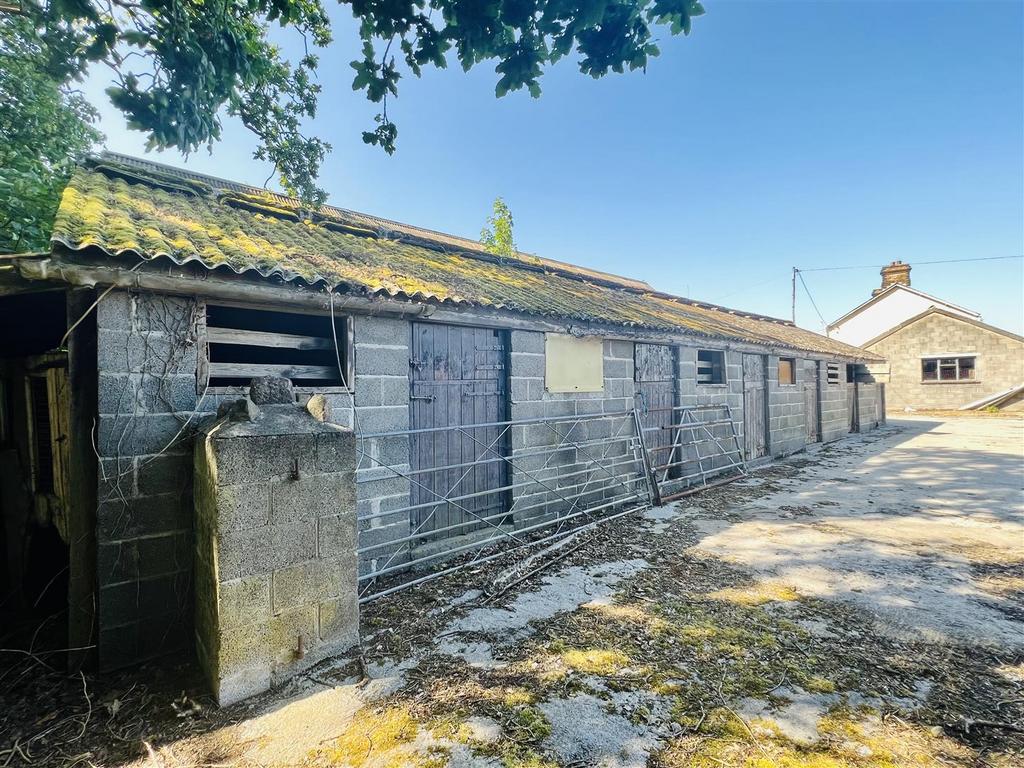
[2,415,1021,767]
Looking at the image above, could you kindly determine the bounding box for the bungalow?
[0,153,883,700]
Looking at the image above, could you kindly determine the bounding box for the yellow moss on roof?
[50,165,876,359]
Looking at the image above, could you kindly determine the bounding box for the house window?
[922,356,976,382]
[778,357,796,386]
[205,304,352,389]
[696,350,725,385]
[826,363,841,385]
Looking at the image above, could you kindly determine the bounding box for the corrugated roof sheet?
[49,156,877,359]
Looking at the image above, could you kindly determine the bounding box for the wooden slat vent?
[205,304,350,388]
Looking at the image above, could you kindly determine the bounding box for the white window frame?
[920,355,977,383]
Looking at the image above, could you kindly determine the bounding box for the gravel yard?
[4,415,1022,767]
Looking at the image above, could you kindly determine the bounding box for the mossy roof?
[50,156,876,359]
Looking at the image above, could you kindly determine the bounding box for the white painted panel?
[545,334,604,392]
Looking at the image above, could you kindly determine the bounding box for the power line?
[797,254,1023,273]
[797,271,826,328]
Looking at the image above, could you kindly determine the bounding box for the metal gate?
[635,343,678,478]
[409,323,510,539]
[743,354,768,460]
[804,359,820,443]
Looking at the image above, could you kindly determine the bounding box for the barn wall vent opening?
[203,304,352,390]
[696,350,725,385]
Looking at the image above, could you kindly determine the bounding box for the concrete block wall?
[677,346,744,476]
[294,315,412,578]
[95,291,204,667]
[508,332,639,530]
[819,365,849,443]
[856,383,884,431]
[193,407,358,705]
[767,356,807,458]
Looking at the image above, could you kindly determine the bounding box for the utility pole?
[791,267,797,324]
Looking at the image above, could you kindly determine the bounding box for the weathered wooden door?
[804,360,820,443]
[742,354,768,460]
[409,323,509,539]
[635,344,678,477]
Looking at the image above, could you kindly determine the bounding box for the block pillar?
[194,379,358,706]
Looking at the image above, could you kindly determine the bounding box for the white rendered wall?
[829,287,977,347]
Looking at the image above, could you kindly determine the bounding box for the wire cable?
[797,254,1023,273]
[797,271,827,328]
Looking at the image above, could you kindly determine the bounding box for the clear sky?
[81,0,1024,335]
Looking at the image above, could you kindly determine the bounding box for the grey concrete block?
[355,345,408,376]
[272,560,343,612]
[218,576,271,629]
[319,514,358,558]
[214,483,270,533]
[511,351,545,378]
[97,494,190,541]
[136,453,192,497]
[319,592,359,646]
[269,605,318,673]
[213,433,317,485]
[97,531,191,587]
[316,430,357,473]
[270,472,355,523]
[605,340,633,359]
[355,316,409,347]
[97,414,192,458]
[96,290,135,331]
[217,522,316,580]
[511,330,545,354]
[356,405,408,434]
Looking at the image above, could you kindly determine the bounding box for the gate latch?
[410,394,436,402]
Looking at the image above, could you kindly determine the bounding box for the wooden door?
[742,354,768,460]
[635,344,678,477]
[804,360,820,443]
[409,323,510,539]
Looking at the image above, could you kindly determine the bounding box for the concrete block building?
[0,153,883,683]
[829,261,1024,410]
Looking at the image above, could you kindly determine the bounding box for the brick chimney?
[872,260,911,296]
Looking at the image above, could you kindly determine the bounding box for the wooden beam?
[207,327,333,350]
[208,362,339,380]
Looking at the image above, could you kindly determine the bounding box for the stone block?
[214,483,270,533]
[218,576,271,629]
[511,351,545,378]
[97,494,190,541]
[319,514,359,559]
[604,340,633,360]
[272,560,343,612]
[97,414,192,458]
[217,522,316,580]
[269,605,318,672]
[270,473,355,524]
[213,433,318,485]
[355,316,409,347]
[316,430,358,473]
[136,453,192,497]
[356,405,408,434]
[218,621,271,679]
[319,591,359,646]
[217,666,272,708]
[97,532,191,587]
[355,345,408,376]
[96,290,135,331]
[511,330,545,354]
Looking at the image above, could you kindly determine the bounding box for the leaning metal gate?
[355,404,746,602]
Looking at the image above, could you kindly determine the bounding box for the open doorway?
[0,290,74,656]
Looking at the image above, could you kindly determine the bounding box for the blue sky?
[82,0,1024,334]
